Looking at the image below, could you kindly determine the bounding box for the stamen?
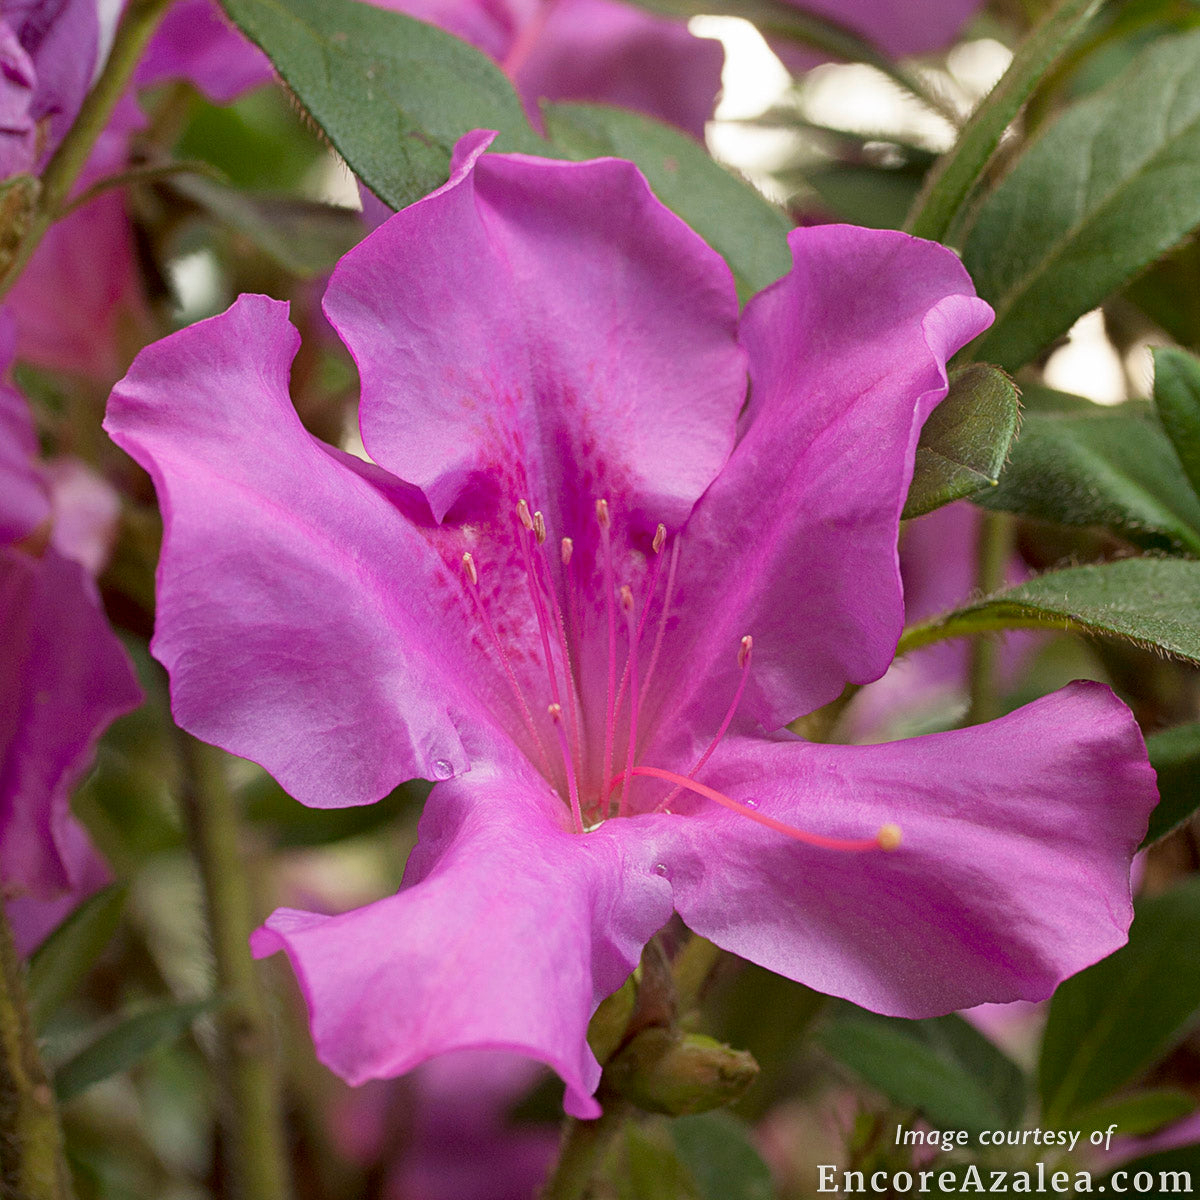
[515,503,562,712]
[652,522,666,554]
[640,534,681,707]
[550,703,585,834]
[531,529,583,774]
[460,551,551,777]
[597,498,618,803]
[621,766,899,852]
[618,585,641,819]
[533,510,547,546]
[655,635,752,813]
[560,537,573,566]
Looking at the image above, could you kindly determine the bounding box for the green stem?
[178,736,291,1200]
[0,905,74,1200]
[672,935,722,1014]
[61,160,227,217]
[0,0,175,302]
[905,0,1103,244]
[538,1092,632,1200]
[965,511,1015,725]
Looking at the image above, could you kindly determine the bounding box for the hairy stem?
[965,510,1015,726]
[905,0,1102,245]
[178,735,291,1200]
[0,0,175,301]
[538,1092,632,1200]
[0,905,74,1200]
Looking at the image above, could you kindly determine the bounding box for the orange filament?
[618,584,641,819]
[622,766,900,852]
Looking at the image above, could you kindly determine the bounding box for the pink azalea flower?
[1,326,141,952]
[105,132,1157,1118]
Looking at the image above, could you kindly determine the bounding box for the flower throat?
[461,497,900,855]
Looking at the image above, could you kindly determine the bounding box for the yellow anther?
[561,537,574,566]
[517,498,534,531]
[533,510,547,545]
[619,584,634,613]
[595,498,611,529]
[461,551,478,586]
[877,824,903,852]
[652,523,666,554]
[548,702,564,723]
[737,634,753,670]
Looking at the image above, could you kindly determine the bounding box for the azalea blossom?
[1,323,141,952]
[106,131,1157,1118]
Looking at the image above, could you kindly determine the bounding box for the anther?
[877,824,903,852]
[533,510,547,545]
[619,584,634,613]
[461,551,478,587]
[595,497,610,529]
[737,634,753,670]
[652,523,666,554]
[561,537,573,566]
[517,498,534,532]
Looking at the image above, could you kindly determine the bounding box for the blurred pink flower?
[1,324,140,952]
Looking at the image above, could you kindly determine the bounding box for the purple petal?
[658,682,1155,1015]
[0,21,36,178]
[137,0,272,103]
[252,747,674,1117]
[325,131,746,533]
[512,0,723,140]
[0,546,140,901]
[44,457,121,576]
[0,375,49,544]
[105,294,516,806]
[789,0,983,59]
[5,0,99,165]
[651,226,992,754]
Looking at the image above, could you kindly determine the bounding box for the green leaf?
[217,0,542,211]
[1154,346,1200,499]
[964,29,1200,371]
[1143,722,1200,845]
[542,103,791,301]
[27,884,126,1031]
[1040,878,1200,1122]
[905,0,1101,244]
[168,175,364,278]
[1074,1088,1196,1137]
[819,1013,1022,1133]
[900,557,1200,664]
[903,365,1021,520]
[1125,234,1200,354]
[975,407,1200,554]
[670,1111,773,1200]
[54,999,217,1102]
[802,162,924,231]
[622,1123,699,1200]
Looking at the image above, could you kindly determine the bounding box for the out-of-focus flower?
[844,502,1036,741]
[107,132,1156,1117]
[0,324,141,953]
[0,0,101,177]
[789,0,984,60]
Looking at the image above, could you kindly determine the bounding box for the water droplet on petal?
[742,797,759,809]
[653,862,669,878]
[432,759,454,780]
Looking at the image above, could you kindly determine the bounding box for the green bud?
[606,1027,758,1116]
[587,975,637,1065]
